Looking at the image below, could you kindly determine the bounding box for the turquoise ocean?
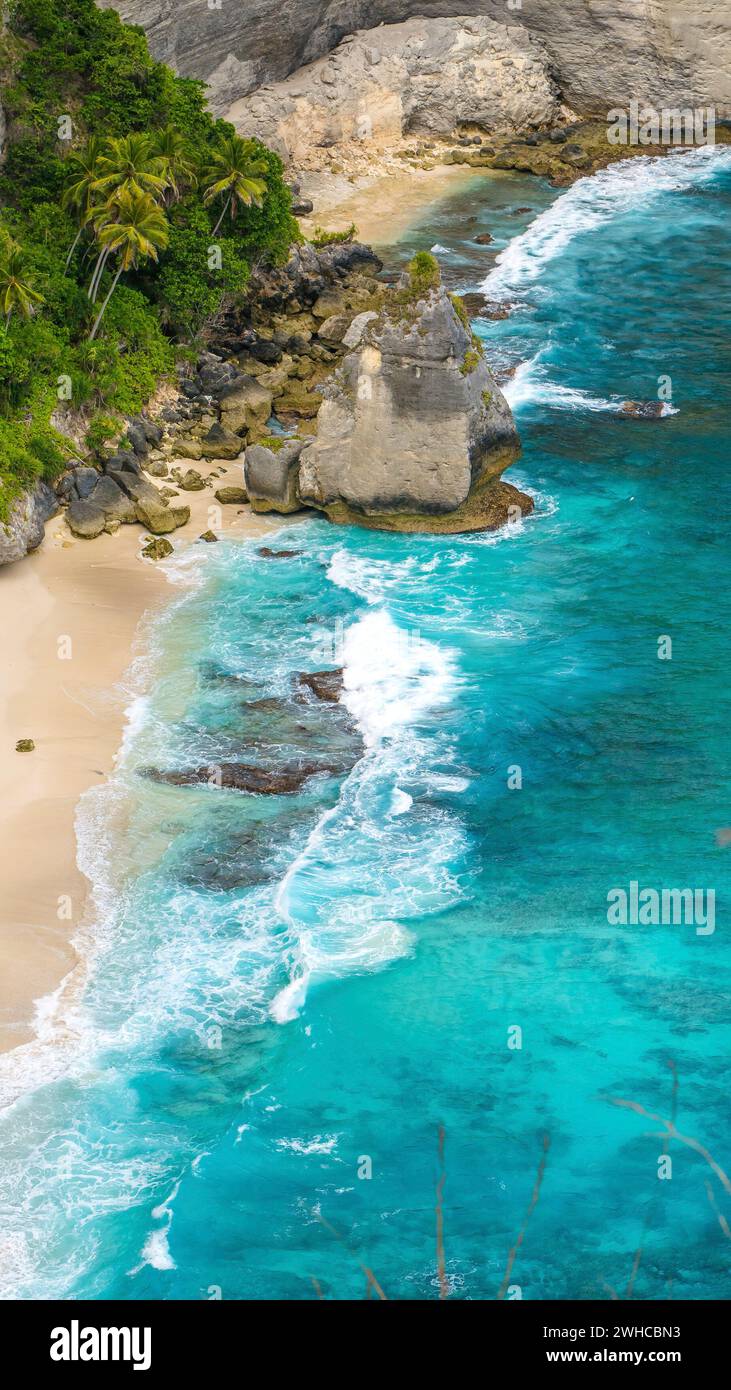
[1,146,730,1301]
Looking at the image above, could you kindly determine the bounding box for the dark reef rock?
[138,760,342,794]
[296,669,344,702]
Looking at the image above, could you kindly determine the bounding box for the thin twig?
[315,1212,387,1301]
[602,1096,731,1195]
[435,1124,449,1300]
[497,1132,550,1300]
[705,1180,731,1239]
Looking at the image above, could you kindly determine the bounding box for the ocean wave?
[503,353,678,417]
[483,145,731,301]
[270,605,467,1023]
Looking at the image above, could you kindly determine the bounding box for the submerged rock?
[297,257,531,533]
[258,546,302,558]
[296,669,344,702]
[619,400,668,420]
[138,761,341,794]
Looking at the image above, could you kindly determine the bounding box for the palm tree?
[150,126,198,204]
[92,133,168,202]
[202,135,267,236]
[89,190,169,341]
[86,136,168,302]
[0,244,45,327]
[61,136,105,271]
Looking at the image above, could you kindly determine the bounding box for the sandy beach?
[298,163,492,249]
[0,160,497,1059]
[0,461,284,1054]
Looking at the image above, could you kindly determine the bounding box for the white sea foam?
[503,353,679,417]
[483,145,731,301]
[270,597,465,1023]
[340,609,456,747]
[276,1134,340,1156]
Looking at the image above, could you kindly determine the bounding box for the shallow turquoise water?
[1,147,730,1301]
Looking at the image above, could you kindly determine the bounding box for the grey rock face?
[245,439,306,514]
[99,1,731,117]
[0,483,58,565]
[297,284,529,532]
[227,17,561,161]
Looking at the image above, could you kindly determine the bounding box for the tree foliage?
[0,0,298,519]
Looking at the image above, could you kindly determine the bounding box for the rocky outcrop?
[227,17,562,164]
[245,439,304,514]
[99,2,731,117]
[0,483,58,565]
[295,260,531,533]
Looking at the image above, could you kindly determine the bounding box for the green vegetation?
[310,223,358,248]
[0,0,298,521]
[408,250,441,293]
[449,292,470,330]
[460,349,481,376]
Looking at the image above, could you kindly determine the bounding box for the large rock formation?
[98,2,731,117]
[285,258,531,533]
[227,18,562,164]
[0,483,58,565]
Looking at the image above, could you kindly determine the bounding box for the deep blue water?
[1,147,730,1301]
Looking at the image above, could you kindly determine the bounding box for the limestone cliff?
[226,17,562,165]
[98,1,731,117]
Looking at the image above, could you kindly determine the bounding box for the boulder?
[317,314,351,343]
[474,232,494,245]
[215,486,248,504]
[619,400,668,419]
[296,669,344,702]
[16,739,35,752]
[124,419,149,457]
[178,469,206,491]
[199,530,219,542]
[219,377,274,434]
[200,424,245,459]
[244,439,305,514]
[258,546,302,558]
[142,537,174,560]
[66,498,107,539]
[170,437,203,461]
[87,475,137,525]
[103,451,140,475]
[341,310,379,349]
[297,263,529,533]
[74,465,100,499]
[146,458,169,477]
[134,495,187,534]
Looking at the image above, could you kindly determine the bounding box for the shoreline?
[0,463,285,1056]
[298,163,496,249]
[0,158,510,1061]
